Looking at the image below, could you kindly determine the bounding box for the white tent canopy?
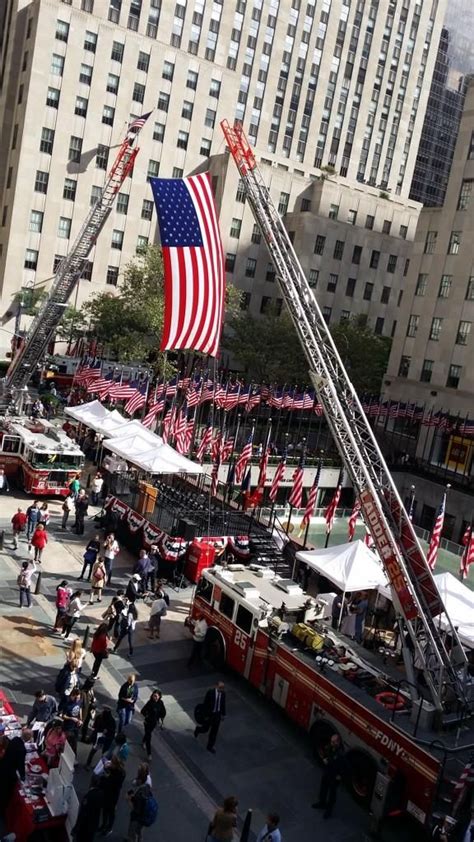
[108,420,163,444]
[94,410,128,436]
[104,431,202,475]
[296,540,389,592]
[65,400,109,425]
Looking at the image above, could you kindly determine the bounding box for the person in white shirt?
[91,472,104,506]
[256,813,282,842]
[187,615,208,666]
[103,533,120,586]
[18,560,36,608]
[148,596,168,640]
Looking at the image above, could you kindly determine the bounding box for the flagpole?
[268,431,288,529]
[273,383,285,450]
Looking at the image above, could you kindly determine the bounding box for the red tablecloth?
[0,691,67,842]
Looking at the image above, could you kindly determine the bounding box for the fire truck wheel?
[345,749,377,805]
[310,720,339,764]
[203,626,226,670]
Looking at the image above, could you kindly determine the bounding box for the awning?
[296,540,388,592]
[65,400,109,424]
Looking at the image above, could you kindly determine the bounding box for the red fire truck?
[0,418,84,495]
[190,563,470,832]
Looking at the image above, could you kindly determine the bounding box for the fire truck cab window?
[1,436,21,453]
[236,605,253,635]
[219,592,235,620]
[196,577,213,603]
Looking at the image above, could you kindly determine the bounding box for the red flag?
[151,173,225,357]
[269,455,286,503]
[460,525,474,579]
[348,498,361,541]
[427,492,446,571]
[301,463,321,529]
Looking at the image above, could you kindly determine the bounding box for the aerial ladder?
[3,121,147,403]
[221,119,467,718]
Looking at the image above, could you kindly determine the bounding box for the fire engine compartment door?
[272,674,289,708]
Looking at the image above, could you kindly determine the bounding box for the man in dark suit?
[194,681,226,754]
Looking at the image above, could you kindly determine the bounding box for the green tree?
[330,315,392,394]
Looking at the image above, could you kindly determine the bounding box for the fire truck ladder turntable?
[4,129,142,397]
[221,119,467,718]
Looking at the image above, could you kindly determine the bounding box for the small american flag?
[174,408,188,454]
[348,497,361,541]
[301,462,321,529]
[196,422,213,462]
[127,111,152,139]
[288,455,304,509]
[151,174,225,357]
[210,460,220,496]
[162,407,176,444]
[234,431,254,485]
[124,381,148,415]
[460,524,474,579]
[325,471,344,532]
[142,399,164,429]
[108,380,138,400]
[269,453,286,503]
[427,492,446,571]
[211,431,222,463]
[256,446,270,493]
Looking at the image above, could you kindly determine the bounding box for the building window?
[107,74,119,95]
[46,87,60,108]
[230,218,242,239]
[200,138,211,156]
[347,209,357,225]
[75,96,88,117]
[34,170,49,194]
[456,321,471,346]
[40,127,54,155]
[161,60,174,82]
[370,250,380,269]
[51,54,64,76]
[329,203,339,220]
[225,253,236,273]
[260,296,271,314]
[333,240,344,260]
[406,315,419,337]
[116,192,129,214]
[309,269,319,288]
[340,310,350,321]
[90,185,102,206]
[56,20,69,42]
[137,51,150,72]
[96,144,109,170]
[106,266,119,286]
[365,214,374,230]
[133,83,145,103]
[403,259,410,277]
[438,274,452,298]
[398,355,411,377]
[147,159,160,180]
[29,210,43,233]
[102,106,115,126]
[301,198,312,212]
[172,167,183,178]
[345,277,356,297]
[429,317,443,341]
[374,317,384,335]
[187,69,198,89]
[136,235,149,254]
[266,263,276,282]
[24,249,38,270]
[382,219,392,235]
[446,364,461,389]
[327,273,338,293]
[387,254,397,273]
[158,92,169,112]
[79,260,93,281]
[415,274,428,296]
[240,292,251,310]
[79,64,93,85]
[58,216,72,239]
[141,199,153,220]
[245,258,257,278]
[457,179,473,210]
[210,78,221,98]
[68,136,83,163]
[251,224,261,244]
[322,306,332,323]
[466,277,474,300]
[363,282,373,301]
[63,178,77,201]
[314,235,326,255]
[81,0,94,11]
[351,245,362,265]
[182,100,193,120]
[234,180,245,202]
[420,359,433,383]
[177,130,189,150]
[205,109,216,129]
[468,131,474,160]
[111,41,124,62]
[153,122,165,142]
[447,231,462,255]
[84,30,97,52]
[399,224,408,239]
[278,192,290,215]
[111,229,124,250]
[424,230,437,253]
[381,286,391,304]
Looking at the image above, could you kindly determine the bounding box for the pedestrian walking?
[27,690,58,727]
[85,706,116,768]
[147,593,167,640]
[79,677,97,742]
[17,560,36,608]
[0,467,10,494]
[62,494,74,530]
[30,523,48,562]
[126,573,144,603]
[256,813,282,842]
[102,594,122,634]
[90,623,111,677]
[54,580,72,631]
[90,556,107,604]
[39,502,50,527]
[79,535,101,580]
[125,764,158,842]
[99,754,126,834]
[207,796,238,842]
[113,603,138,656]
[116,674,138,732]
[187,614,208,667]
[90,471,103,506]
[141,689,166,760]
[72,777,103,842]
[66,638,87,672]
[55,661,79,706]
[194,681,226,754]
[61,590,84,639]
[60,687,83,754]
[74,490,89,535]
[69,474,81,500]
[11,507,27,549]
[26,500,41,541]
[103,533,120,586]
[311,733,346,819]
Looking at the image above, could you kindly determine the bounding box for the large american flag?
[325,471,344,532]
[427,492,447,571]
[151,173,225,357]
[348,497,361,541]
[288,456,304,509]
[301,461,321,529]
[460,524,474,579]
[234,431,254,485]
[269,453,286,502]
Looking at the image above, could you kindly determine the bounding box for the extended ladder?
[221,119,466,714]
[5,132,141,393]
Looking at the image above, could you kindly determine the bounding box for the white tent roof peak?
[296,540,388,592]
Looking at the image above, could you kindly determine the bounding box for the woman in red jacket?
[90,622,110,678]
[30,522,48,562]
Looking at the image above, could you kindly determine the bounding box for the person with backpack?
[90,557,107,604]
[126,764,158,841]
[116,674,138,733]
[61,590,84,640]
[90,623,111,677]
[17,559,36,608]
[62,493,74,529]
[141,689,166,760]
[79,535,101,581]
[54,580,71,631]
[113,603,138,657]
[11,507,27,549]
[26,500,41,541]
[30,522,48,562]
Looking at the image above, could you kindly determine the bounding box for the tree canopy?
[331,315,392,394]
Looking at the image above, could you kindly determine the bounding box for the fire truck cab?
[0,417,84,495]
